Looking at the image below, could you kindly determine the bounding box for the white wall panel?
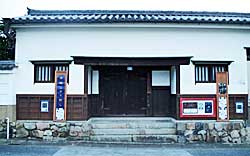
[15,25,250,94]
[0,72,15,105]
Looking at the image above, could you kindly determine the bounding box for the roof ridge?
[27,8,250,17]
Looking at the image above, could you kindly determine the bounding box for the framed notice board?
[216,72,229,121]
[53,71,67,121]
[180,98,216,118]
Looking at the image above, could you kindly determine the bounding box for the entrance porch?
[73,56,192,118]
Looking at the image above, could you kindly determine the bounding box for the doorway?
[100,66,147,116]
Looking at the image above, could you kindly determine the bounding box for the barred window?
[195,65,228,83]
[31,61,71,83]
[193,61,232,83]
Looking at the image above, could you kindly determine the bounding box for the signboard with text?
[216,72,229,121]
[53,71,67,121]
[180,98,216,118]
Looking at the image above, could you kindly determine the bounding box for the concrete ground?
[0,142,250,156]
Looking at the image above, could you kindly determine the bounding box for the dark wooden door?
[152,86,171,116]
[126,70,147,114]
[100,66,147,116]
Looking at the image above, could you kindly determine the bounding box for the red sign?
[180,98,217,118]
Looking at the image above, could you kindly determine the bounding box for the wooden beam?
[72,56,192,66]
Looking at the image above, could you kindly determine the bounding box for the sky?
[1,0,250,18]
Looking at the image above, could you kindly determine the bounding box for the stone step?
[90,134,177,143]
[91,122,176,129]
[92,128,176,135]
[90,117,174,122]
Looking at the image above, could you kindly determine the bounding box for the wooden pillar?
[176,65,180,119]
[84,65,88,95]
[146,70,152,116]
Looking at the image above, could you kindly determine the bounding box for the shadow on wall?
[0,105,16,121]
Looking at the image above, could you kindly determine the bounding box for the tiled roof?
[0,61,16,70]
[11,8,250,25]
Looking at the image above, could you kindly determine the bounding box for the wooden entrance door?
[100,66,147,116]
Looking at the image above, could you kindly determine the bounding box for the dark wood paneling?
[88,94,102,116]
[178,94,248,120]
[67,95,88,120]
[16,94,88,120]
[152,86,171,116]
[229,94,248,119]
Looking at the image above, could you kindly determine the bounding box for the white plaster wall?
[0,71,15,105]
[14,25,250,95]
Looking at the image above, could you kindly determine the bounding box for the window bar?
[39,66,42,82]
[199,66,202,82]
[48,66,51,82]
[205,66,208,82]
[195,67,198,82]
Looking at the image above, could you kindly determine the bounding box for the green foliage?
[0,23,15,60]
[0,35,8,60]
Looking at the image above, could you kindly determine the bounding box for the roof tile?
[11,9,250,25]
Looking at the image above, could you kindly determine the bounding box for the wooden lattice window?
[193,61,232,83]
[31,61,71,83]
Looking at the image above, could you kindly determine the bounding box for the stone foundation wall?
[1,119,250,144]
[177,120,250,144]
[0,120,92,141]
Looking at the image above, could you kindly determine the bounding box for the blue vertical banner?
[54,71,67,121]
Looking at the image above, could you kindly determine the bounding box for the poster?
[40,100,49,112]
[53,71,67,121]
[180,98,216,118]
[216,72,229,121]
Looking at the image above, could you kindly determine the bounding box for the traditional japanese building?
[1,8,250,143]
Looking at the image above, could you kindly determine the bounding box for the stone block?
[44,130,52,136]
[215,123,223,131]
[58,132,68,137]
[210,129,218,137]
[58,127,68,133]
[195,122,204,131]
[203,123,209,130]
[24,123,36,130]
[221,136,230,143]
[0,132,6,138]
[69,126,82,137]
[240,128,247,137]
[177,122,186,131]
[208,123,214,130]
[177,135,186,144]
[233,122,242,130]
[230,130,240,138]
[217,130,227,137]
[74,122,83,126]
[36,123,50,130]
[10,122,16,127]
[51,125,59,131]
[246,127,250,134]
[223,123,233,131]
[43,135,53,141]
[55,122,66,128]
[31,130,44,138]
[0,126,3,132]
[16,122,24,129]
[184,130,193,137]
[186,123,195,130]
[232,138,242,144]
[16,128,29,138]
[198,130,207,140]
